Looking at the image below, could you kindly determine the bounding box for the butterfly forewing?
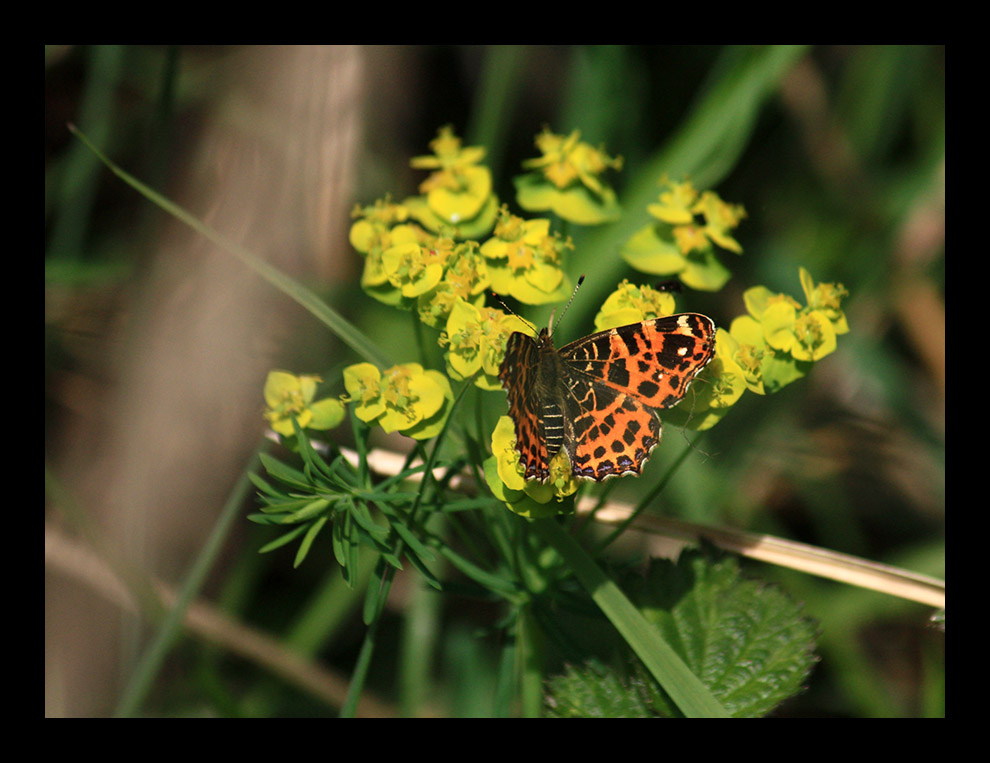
[559,314,716,409]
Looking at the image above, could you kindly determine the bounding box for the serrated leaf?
[544,661,653,718]
[623,547,819,718]
[533,519,727,717]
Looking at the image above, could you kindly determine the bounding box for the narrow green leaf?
[374,464,430,491]
[436,544,522,599]
[284,497,331,523]
[291,417,342,488]
[259,452,312,491]
[363,558,393,625]
[357,490,420,506]
[258,523,310,553]
[403,549,443,591]
[294,516,329,568]
[257,497,320,514]
[332,510,347,567]
[439,497,500,513]
[248,471,283,498]
[349,501,388,542]
[388,517,437,563]
[246,512,283,526]
[327,454,360,488]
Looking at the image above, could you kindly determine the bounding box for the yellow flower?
[623,177,745,291]
[443,299,530,390]
[515,127,622,225]
[799,267,849,334]
[480,207,573,305]
[593,279,677,332]
[693,191,746,254]
[523,128,622,194]
[485,416,565,517]
[407,125,497,234]
[646,176,698,224]
[263,371,345,436]
[343,362,452,440]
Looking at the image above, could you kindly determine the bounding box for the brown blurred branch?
[45,524,395,717]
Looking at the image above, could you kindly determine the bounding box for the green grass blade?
[114,447,265,717]
[68,124,392,370]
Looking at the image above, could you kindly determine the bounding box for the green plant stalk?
[360,381,472,624]
[339,618,379,718]
[530,517,731,718]
[67,124,392,370]
[516,605,545,718]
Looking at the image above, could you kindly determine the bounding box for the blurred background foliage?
[45,45,944,717]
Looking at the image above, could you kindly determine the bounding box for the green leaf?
[283,497,331,524]
[363,558,393,625]
[246,512,282,526]
[337,505,359,588]
[257,523,310,553]
[402,548,443,591]
[388,516,437,563]
[623,548,819,718]
[248,471,283,498]
[294,516,329,568]
[292,417,344,488]
[332,509,347,567]
[545,660,654,718]
[256,497,320,515]
[436,544,522,599]
[258,452,312,491]
[349,501,388,543]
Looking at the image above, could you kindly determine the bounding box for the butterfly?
[498,311,716,482]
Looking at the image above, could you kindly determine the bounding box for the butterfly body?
[499,313,716,482]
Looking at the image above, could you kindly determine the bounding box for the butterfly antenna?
[491,291,538,334]
[548,274,585,338]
